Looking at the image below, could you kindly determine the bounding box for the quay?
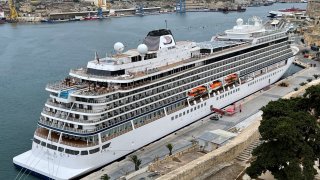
[48,7,161,20]
[83,50,320,179]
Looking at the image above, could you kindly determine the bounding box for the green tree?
[129,155,142,171]
[100,174,110,180]
[246,96,320,180]
[303,85,320,117]
[166,143,174,156]
[300,82,307,86]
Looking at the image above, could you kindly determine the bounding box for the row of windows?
[171,102,207,120]
[33,137,110,155]
[248,68,285,86]
[256,33,286,44]
[100,121,132,139]
[216,88,240,100]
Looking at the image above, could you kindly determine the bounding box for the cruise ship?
[13,17,298,179]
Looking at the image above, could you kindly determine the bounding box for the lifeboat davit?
[210,80,222,90]
[225,73,238,84]
[188,85,207,97]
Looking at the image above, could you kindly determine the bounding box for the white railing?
[46,100,106,114]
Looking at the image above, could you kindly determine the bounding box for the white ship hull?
[13,56,294,179]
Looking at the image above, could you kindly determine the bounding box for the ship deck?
[35,127,98,147]
[71,41,247,82]
[47,42,248,96]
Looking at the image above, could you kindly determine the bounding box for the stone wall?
[304,30,320,46]
[148,143,199,172]
[156,120,261,180]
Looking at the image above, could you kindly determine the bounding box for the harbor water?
[0,3,306,179]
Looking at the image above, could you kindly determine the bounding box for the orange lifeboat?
[210,80,222,90]
[188,85,207,97]
[224,73,238,84]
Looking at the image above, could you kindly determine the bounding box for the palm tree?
[166,143,173,156]
[129,155,142,171]
[100,174,110,180]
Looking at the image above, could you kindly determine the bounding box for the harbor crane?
[97,0,103,17]
[8,0,18,20]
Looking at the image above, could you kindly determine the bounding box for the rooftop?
[198,129,237,145]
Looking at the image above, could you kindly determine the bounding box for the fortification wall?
[157,120,261,180]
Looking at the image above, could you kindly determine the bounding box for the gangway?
[211,103,241,116]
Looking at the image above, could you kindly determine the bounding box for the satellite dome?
[114,42,124,53]
[236,18,243,26]
[137,44,148,55]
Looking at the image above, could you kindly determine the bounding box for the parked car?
[210,114,219,121]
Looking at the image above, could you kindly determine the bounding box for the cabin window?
[33,138,41,144]
[89,148,100,154]
[81,151,88,155]
[200,49,211,54]
[131,55,142,62]
[65,149,79,155]
[87,68,125,76]
[102,143,111,149]
[145,53,157,60]
[47,144,57,150]
[58,147,64,152]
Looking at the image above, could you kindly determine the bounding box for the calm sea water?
[0,3,306,179]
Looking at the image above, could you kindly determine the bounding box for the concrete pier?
[48,7,161,20]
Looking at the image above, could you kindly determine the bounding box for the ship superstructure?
[13,17,297,179]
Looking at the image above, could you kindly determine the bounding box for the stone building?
[304,23,320,46]
[304,0,320,46]
[307,0,320,18]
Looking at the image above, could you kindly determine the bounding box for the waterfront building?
[307,0,320,18]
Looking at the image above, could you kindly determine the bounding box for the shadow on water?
[282,63,304,79]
